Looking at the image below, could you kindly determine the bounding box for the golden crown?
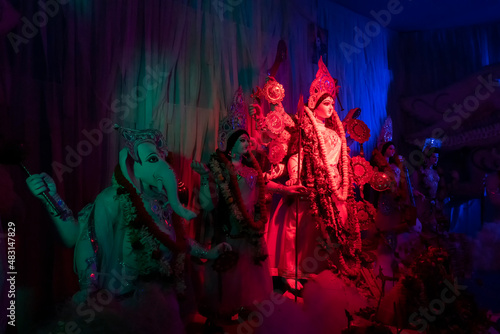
[308,57,340,109]
[218,87,248,151]
[114,124,167,162]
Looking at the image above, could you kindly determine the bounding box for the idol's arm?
[26,173,78,247]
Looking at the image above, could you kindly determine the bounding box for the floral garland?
[303,106,350,201]
[113,164,187,292]
[348,164,363,255]
[209,149,267,231]
[299,113,362,276]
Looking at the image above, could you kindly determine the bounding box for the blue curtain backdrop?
[317,0,394,158]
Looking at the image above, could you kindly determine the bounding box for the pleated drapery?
[0,0,392,330]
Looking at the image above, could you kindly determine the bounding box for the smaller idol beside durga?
[191,88,305,324]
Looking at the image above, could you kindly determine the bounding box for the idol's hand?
[285,185,309,196]
[191,160,210,177]
[206,242,232,260]
[286,178,299,186]
[180,207,197,221]
[26,173,57,199]
[249,104,262,118]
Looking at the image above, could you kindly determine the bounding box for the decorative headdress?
[308,57,340,109]
[422,138,442,153]
[376,117,393,151]
[218,87,248,151]
[114,124,167,162]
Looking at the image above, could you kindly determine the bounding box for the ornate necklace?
[304,107,349,201]
[233,163,258,189]
[209,150,267,231]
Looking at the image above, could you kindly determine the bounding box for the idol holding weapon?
[250,57,363,290]
[25,126,230,334]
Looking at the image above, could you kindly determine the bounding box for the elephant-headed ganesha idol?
[26,125,224,304]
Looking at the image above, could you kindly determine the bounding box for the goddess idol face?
[314,96,335,121]
[428,152,439,167]
[230,134,250,158]
[384,145,396,158]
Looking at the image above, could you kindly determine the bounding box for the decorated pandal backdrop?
[1,0,500,333]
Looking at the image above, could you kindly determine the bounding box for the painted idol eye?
[147,156,159,163]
